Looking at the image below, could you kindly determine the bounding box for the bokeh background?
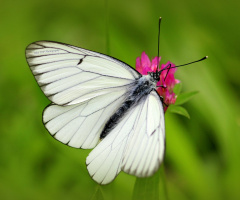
[0,0,239,200]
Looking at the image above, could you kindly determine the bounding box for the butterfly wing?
[43,89,127,149]
[86,90,165,184]
[26,41,141,149]
[26,41,141,105]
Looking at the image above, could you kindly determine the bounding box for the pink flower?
[136,52,160,75]
[136,52,180,112]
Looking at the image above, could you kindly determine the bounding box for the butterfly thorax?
[100,75,156,139]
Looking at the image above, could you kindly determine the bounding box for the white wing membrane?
[26,41,140,105]
[43,90,126,149]
[86,91,165,184]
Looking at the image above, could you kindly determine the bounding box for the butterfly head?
[148,71,160,82]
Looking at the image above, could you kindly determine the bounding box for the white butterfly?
[26,41,165,184]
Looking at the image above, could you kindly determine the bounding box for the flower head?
[136,52,180,112]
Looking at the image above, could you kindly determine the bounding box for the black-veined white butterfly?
[26,40,167,184]
[26,37,207,184]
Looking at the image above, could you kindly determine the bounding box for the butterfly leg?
[160,96,168,107]
[157,85,168,107]
[164,64,172,81]
[156,85,167,88]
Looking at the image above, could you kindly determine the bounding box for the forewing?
[43,90,126,149]
[26,41,141,105]
[86,90,165,184]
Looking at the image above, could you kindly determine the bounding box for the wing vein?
[29,59,80,67]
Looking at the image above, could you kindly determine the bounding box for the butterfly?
[26,40,205,184]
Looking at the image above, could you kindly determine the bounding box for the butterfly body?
[101,74,157,139]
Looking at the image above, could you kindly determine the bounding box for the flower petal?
[136,57,143,74]
[141,52,151,69]
[151,56,161,71]
[175,79,180,84]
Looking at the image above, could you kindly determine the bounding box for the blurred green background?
[0,0,239,199]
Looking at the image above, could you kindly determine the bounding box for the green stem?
[132,163,168,200]
[105,0,110,55]
[132,170,160,200]
[159,163,169,200]
[91,185,104,200]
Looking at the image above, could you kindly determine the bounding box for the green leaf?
[168,105,190,118]
[132,170,160,200]
[175,91,199,106]
[173,82,182,95]
[91,186,104,200]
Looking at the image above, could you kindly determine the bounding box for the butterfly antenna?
[174,56,208,68]
[160,56,208,73]
[156,17,162,73]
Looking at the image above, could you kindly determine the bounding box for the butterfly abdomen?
[100,75,156,139]
[100,99,135,139]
